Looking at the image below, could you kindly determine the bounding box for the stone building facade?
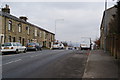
[100,7,117,49]
[0,5,55,48]
[100,6,120,59]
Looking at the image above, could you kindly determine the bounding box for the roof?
[0,11,55,35]
[100,6,117,29]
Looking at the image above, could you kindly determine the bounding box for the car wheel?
[35,48,38,51]
[23,49,26,53]
[2,52,5,55]
[40,48,42,51]
[16,49,19,54]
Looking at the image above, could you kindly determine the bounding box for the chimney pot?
[19,16,28,21]
[2,4,10,13]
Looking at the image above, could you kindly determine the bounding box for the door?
[22,38,25,46]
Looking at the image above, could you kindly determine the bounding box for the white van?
[80,38,92,50]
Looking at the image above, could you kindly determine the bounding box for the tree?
[94,38,100,47]
[61,41,68,47]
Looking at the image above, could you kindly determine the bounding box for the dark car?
[26,43,42,51]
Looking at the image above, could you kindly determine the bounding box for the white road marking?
[2,59,22,66]
[82,51,91,78]
[2,54,17,57]
[2,52,35,57]
[30,54,40,58]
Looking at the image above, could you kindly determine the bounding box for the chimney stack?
[19,16,28,21]
[2,4,10,13]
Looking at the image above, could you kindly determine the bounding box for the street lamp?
[55,19,64,40]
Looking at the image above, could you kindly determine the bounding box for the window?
[35,28,37,36]
[0,36,3,44]
[27,27,30,34]
[40,31,42,38]
[26,26,30,34]
[43,32,46,39]
[18,23,22,32]
[13,43,16,46]
[8,20,12,31]
[8,36,11,42]
[13,37,16,42]
[3,43,12,46]
[17,43,22,46]
[45,33,47,39]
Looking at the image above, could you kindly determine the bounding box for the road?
[2,50,89,78]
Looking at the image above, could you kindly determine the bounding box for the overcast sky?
[1,1,116,45]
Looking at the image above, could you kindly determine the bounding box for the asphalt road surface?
[2,50,89,78]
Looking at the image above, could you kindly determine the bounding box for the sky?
[0,1,117,46]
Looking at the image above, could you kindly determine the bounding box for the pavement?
[83,50,119,79]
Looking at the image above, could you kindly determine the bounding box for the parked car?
[51,43,64,49]
[1,42,27,54]
[26,43,42,51]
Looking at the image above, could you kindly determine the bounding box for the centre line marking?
[3,59,22,66]
[30,55,39,58]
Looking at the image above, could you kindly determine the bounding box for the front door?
[22,38,25,46]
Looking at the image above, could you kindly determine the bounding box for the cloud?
[1,2,115,42]
[2,0,117,2]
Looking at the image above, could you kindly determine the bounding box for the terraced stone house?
[0,5,55,48]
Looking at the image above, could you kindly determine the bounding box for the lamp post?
[55,19,64,40]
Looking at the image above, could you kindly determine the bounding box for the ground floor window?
[0,36,4,44]
[13,37,16,42]
[49,42,51,48]
[22,38,25,46]
[8,36,11,42]
[43,41,46,48]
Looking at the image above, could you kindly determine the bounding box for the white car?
[51,43,64,49]
[1,42,27,54]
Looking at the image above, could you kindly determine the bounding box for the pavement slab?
[83,50,119,79]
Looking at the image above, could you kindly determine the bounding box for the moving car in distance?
[51,43,64,50]
[1,42,27,54]
[80,37,92,50]
[66,47,74,50]
[26,42,42,51]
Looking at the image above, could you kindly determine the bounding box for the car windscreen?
[53,44,58,46]
[27,43,35,45]
[3,43,12,46]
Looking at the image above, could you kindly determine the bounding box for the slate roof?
[0,11,55,35]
